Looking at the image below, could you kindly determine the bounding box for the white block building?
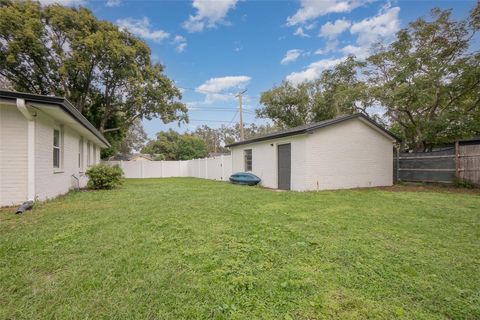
[0,90,110,207]
[227,114,397,191]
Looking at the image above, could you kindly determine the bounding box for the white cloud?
[173,35,187,53]
[340,44,369,58]
[350,6,400,46]
[183,0,238,33]
[319,19,351,39]
[281,49,303,65]
[286,5,400,86]
[106,0,121,7]
[287,0,373,26]
[293,27,310,38]
[340,6,400,58]
[286,57,344,85]
[176,42,188,53]
[196,76,251,103]
[173,35,186,43]
[37,0,85,5]
[196,76,250,93]
[305,22,317,30]
[314,40,339,55]
[117,17,170,42]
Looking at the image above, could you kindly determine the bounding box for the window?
[244,149,252,171]
[53,128,61,168]
[87,141,91,166]
[78,138,83,170]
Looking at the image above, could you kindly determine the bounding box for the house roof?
[0,90,110,147]
[226,113,399,148]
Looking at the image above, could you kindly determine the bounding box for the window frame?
[244,149,252,172]
[53,127,63,171]
[78,137,84,172]
[87,141,91,166]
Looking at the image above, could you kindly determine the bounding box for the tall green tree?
[0,0,187,149]
[257,57,368,127]
[118,119,148,154]
[192,123,278,154]
[366,8,480,151]
[142,130,208,161]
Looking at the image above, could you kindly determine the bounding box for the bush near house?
[86,164,124,189]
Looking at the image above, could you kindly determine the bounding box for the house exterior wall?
[303,118,394,190]
[34,110,92,202]
[230,134,308,190]
[229,118,394,191]
[0,105,28,206]
[0,105,103,207]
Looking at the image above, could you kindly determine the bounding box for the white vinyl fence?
[104,155,233,181]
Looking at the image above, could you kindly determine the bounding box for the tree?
[192,125,225,154]
[192,123,279,154]
[0,75,10,89]
[471,1,480,31]
[142,130,208,160]
[366,8,480,151]
[118,119,148,154]
[257,57,368,127]
[0,1,187,150]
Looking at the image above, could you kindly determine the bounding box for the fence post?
[141,160,144,178]
[221,155,224,181]
[198,159,201,178]
[455,141,460,179]
[396,146,400,183]
[205,158,208,179]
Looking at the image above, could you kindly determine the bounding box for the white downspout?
[16,98,35,201]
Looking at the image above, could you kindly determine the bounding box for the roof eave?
[0,90,111,148]
[226,113,399,148]
[226,129,308,148]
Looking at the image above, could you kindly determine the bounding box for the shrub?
[86,164,124,189]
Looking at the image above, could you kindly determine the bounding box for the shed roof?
[0,90,110,147]
[226,113,398,148]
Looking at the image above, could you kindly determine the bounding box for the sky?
[41,0,476,138]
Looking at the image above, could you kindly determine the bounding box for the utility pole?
[235,89,247,141]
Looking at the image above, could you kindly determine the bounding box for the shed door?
[277,143,291,190]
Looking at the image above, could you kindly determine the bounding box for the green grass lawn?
[1,178,479,319]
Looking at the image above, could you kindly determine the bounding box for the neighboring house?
[226,114,398,191]
[0,90,110,207]
[108,153,153,161]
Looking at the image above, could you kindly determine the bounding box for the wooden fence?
[394,139,480,185]
[457,140,480,185]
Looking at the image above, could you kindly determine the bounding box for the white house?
[227,114,398,191]
[0,90,110,207]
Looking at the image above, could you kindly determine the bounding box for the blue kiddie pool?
[229,172,261,186]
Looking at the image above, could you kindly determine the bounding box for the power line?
[188,119,242,123]
[227,110,239,127]
[189,108,255,114]
[179,86,237,96]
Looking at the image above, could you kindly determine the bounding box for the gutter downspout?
[16,98,36,201]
